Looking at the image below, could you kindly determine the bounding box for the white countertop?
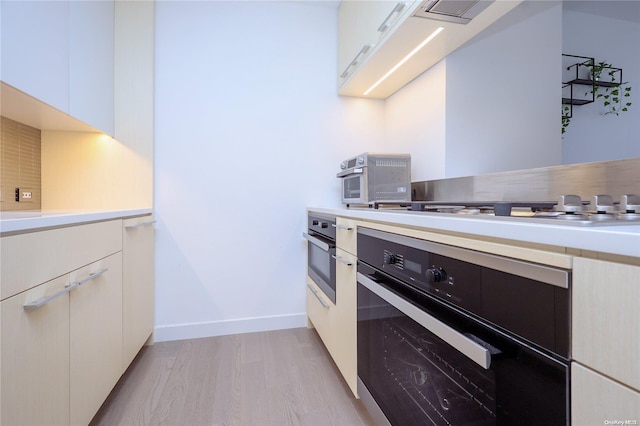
[0,209,153,234]
[309,207,640,258]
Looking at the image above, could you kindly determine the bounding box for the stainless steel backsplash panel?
[412,158,640,202]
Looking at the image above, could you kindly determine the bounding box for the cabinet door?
[1,275,70,426]
[0,0,70,112]
[333,248,358,397]
[122,216,155,368]
[573,257,640,391]
[338,1,410,84]
[69,0,115,135]
[572,363,640,425]
[70,253,123,426]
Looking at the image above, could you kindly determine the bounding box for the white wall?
[154,1,384,341]
[562,6,640,164]
[444,1,562,177]
[385,60,447,182]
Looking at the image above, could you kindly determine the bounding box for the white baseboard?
[153,312,308,342]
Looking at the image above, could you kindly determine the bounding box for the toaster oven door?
[341,168,367,205]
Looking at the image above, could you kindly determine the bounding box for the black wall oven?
[303,213,337,304]
[357,228,571,425]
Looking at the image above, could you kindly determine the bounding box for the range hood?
[413,0,494,24]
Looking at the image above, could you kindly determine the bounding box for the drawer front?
[306,276,334,353]
[1,219,123,300]
[572,363,640,425]
[572,257,640,391]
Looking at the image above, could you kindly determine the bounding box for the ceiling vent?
[412,0,494,24]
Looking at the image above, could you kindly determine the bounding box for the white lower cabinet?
[333,248,357,396]
[70,253,123,426]
[1,275,71,426]
[572,363,640,425]
[122,216,155,368]
[1,254,123,426]
[306,248,358,397]
[0,216,154,425]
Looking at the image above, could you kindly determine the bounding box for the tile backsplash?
[1,116,41,211]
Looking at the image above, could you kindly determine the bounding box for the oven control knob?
[384,254,398,265]
[426,268,447,283]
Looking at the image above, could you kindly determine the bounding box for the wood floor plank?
[90,340,182,426]
[90,328,374,426]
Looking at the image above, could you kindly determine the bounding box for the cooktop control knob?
[426,268,447,283]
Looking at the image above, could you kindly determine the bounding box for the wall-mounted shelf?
[562,54,623,119]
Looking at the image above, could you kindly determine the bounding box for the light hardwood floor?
[90,328,374,426]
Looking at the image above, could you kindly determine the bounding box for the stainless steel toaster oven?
[337,152,411,206]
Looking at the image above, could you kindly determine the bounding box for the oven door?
[357,263,569,426]
[303,231,336,304]
[340,168,367,204]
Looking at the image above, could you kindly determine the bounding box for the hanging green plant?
[562,105,571,135]
[562,57,633,135]
[587,60,632,116]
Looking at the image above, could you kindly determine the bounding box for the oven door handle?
[336,168,364,178]
[302,232,332,251]
[358,272,492,370]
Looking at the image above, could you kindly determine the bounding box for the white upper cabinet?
[69,1,115,136]
[1,0,115,136]
[1,1,71,113]
[338,1,416,86]
[338,0,523,99]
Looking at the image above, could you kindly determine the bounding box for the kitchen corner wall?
[562,5,640,164]
[154,0,568,342]
[385,1,563,181]
[154,1,385,341]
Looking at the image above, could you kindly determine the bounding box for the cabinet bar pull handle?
[77,268,109,287]
[125,220,156,230]
[23,269,109,310]
[332,255,353,266]
[340,44,372,79]
[331,224,353,231]
[307,284,330,308]
[23,282,81,310]
[377,2,406,33]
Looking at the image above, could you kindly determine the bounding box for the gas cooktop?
[362,194,640,227]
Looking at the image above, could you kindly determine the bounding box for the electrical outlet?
[15,188,34,203]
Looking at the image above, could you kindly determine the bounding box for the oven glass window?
[358,284,496,426]
[343,175,361,199]
[357,277,569,426]
[308,242,336,303]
